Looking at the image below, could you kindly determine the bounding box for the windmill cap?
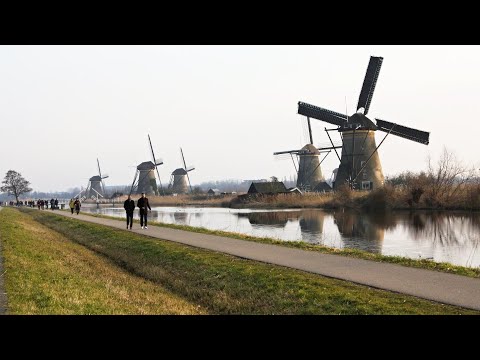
[172,168,188,175]
[137,161,156,170]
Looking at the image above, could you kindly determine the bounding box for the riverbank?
[84,194,236,208]
[230,186,480,212]
[86,186,480,212]
[2,207,477,314]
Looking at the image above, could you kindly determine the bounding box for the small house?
[247,182,287,194]
[207,188,221,196]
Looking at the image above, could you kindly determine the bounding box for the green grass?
[0,208,203,314]
[4,207,477,314]
[72,210,480,279]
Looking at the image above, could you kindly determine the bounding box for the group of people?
[68,198,82,215]
[123,193,151,230]
[4,194,152,230]
[5,199,60,209]
[37,198,58,210]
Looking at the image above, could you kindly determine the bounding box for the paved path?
[50,210,480,311]
[0,207,6,314]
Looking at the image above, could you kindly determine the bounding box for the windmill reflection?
[298,210,325,234]
[333,210,397,253]
[173,211,189,225]
[238,211,302,228]
[238,210,326,243]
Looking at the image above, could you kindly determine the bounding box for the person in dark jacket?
[137,192,151,229]
[124,195,135,230]
[74,198,81,215]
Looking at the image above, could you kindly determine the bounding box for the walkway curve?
[48,209,480,311]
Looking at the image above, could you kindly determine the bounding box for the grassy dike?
[78,211,480,279]
[1,207,478,314]
[0,207,203,314]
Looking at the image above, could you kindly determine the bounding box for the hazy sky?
[1,45,479,192]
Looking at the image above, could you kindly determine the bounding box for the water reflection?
[407,212,480,246]
[332,211,398,253]
[239,211,302,227]
[401,211,480,267]
[81,204,480,268]
[299,210,325,234]
[173,211,189,224]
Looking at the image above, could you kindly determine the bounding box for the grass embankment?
[0,208,203,314]
[2,208,477,314]
[78,211,480,279]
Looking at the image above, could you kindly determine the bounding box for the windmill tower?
[298,56,430,190]
[85,158,109,199]
[274,117,340,192]
[169,148,195,194]
[129,135,164,196]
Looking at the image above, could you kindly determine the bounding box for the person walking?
[69,198,75,214]
[50,198,55,210]
[54,198,58,210]
[124,195,135,230]
[137,192,151,229]
[74,198,81,215]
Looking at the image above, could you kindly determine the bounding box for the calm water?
[82,205,480,268]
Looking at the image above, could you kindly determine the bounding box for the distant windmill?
[129,135,164,196]
[274,116,341,192]
[298,56,430,190]
[85,158,109,199]
[169,147,195,194]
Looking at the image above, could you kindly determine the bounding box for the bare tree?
[1,170,32,203]
[425,147,477,207]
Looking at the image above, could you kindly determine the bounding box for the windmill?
[274,116,341,192]
[297,56,430,190]
[85,158,109,199]
[129,135,164,196]
[169,147,195,194]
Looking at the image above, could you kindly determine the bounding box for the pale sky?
[1,45,479,192]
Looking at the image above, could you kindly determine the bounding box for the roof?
[300,144,320,155]
[248,182,287,194]
[137,161,155,170]
[287,187,302,194]
[172,168,187,175]
[346,113,377,130]
[207,188,221,193]
[89,175,102,181]
[313,181,332,192]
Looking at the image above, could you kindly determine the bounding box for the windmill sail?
[148,134,164,195]
[357,56,383,115]
[376,118,430,145]
[129,171,138,195]
[180,147,193,193]
[298,102,347,127]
